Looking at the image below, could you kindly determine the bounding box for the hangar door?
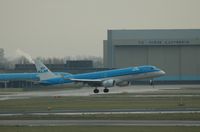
[114,46,148,68]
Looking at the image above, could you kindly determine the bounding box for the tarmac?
[0,120,200,126]
[0,108,200,116]
[0,84,200,100]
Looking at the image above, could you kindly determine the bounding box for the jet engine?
[102,79,115,87]
[116,81,130,87]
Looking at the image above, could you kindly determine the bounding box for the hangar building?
[103,29,200,81]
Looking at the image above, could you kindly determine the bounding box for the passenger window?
[132,67,139,71]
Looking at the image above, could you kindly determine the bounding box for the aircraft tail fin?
[34,59,57,81]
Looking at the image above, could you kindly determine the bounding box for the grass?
[0,96,200,120]
[0,93,200,120]
[0,126,200,132]
[0,96,200,112]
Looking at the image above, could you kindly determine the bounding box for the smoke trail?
[16,49,35,64]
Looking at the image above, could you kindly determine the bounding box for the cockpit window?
[151,66,159,70]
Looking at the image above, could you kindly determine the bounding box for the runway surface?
[0,120,200,126]
[1,85,200,100]
[0,85,159,100]
[0,108,200,116]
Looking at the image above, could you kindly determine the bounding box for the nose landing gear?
[150,80,154,87]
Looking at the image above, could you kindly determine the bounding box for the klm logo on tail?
[34,59,58,80]
[38,66,48,73]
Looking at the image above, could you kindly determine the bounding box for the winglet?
[34,59,58,81]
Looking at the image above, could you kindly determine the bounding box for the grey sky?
[0,0,200,58]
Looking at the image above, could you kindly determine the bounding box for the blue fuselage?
[0,65,165,85]
[0,73,38,81]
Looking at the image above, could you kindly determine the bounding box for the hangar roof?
[109,29,200,39]
[108,29,200,46]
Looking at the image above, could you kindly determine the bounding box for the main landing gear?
[93,87,109,93]
[103,88,109,93]
[93,88,99,93]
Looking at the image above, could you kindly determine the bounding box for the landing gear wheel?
[103,88,109,93]
[150,80,154,85]
[150,80,154,88]
[93,88,99,93]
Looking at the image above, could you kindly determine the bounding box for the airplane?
[34,59,165,93]
[0,59,165,93]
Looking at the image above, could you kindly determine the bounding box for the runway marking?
[0,109,200,116]
[0,120,200,126]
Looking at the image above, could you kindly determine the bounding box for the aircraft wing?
[67,78,103,86]
[69,78,103,82]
